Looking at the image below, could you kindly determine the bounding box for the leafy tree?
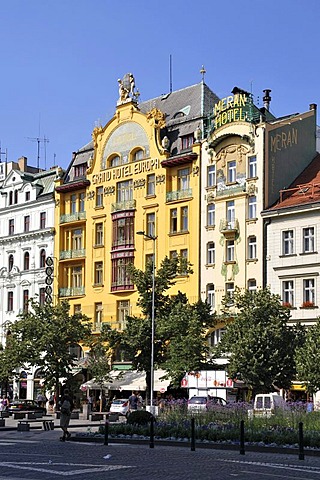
[215,288,301,395]
[8,299,92,401]
[103,256,215,399]
[0,339,20,396]
[296,320,320,395]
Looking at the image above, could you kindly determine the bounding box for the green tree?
[8,299,92,401]
[0,339,20,396]
[216,288,300,395]
[103,257,215,398]
[296,320,320,395]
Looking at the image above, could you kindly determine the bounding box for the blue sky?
[1,0,319,170]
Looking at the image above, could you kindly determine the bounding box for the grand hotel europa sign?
[212,93,250,130]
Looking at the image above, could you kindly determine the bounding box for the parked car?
[8,399,47,415]
[109,398,129,416]
[187,395,227,412]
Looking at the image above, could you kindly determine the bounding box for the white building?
[0,156,62,399]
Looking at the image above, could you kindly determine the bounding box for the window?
[146,174,155,196]
[7,292,13,311]
[70,194,77,214]
[207,283,215,312]
[303,227,315,253]
[8,254,14,272]
[133,149,144,161]
[227,160,236,183]
[209,328,226,346]
[178,168,190,191]
[207,165,216,188]
[180,206,188,232]
[95,302,103,327]
[74,163,87,178]
[72,266,82,288]
[181,134,194,150]
[23,289,29,312]
[40,249,46,268]
[283,280,294,306]
[225,282,235,303]
[9,191,13,205]
[207,241,215,264]
[170,250,178,260]
[14,190,18,204]
[96,186,104,207]
[226,200,235,226]
[248,279,257,294]
[170,208,177,233]
[95,223,103,246]
[23,252,30,270]
[248,196,257,219]
[112,216,134,248]
[248,155,257,178]
[71,228,83,250]
[40,212,46,229]
[39,287,46,306]
[74,304,81,314]
[303,278,315,304]
[147,212,155,237]
[282,230,294,255]
[25,191,30,201]
[94,262,103,286]
[9,219,14,235]
[226,240,235,262]
[179,249,188,275]
[110,155,120,167]
[117,300,130,329]
[207,204,215,227]
[79,192,85,212]
[24,215,30,233]
[111,257,133,290]
[248,236,257,259]
[117,180,133,202]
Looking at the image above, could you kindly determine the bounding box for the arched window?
[109,155,121,167]
[8,191,13,205]
[24,252,30,270]
[14,190,18,204]
[132,148,144,161]
[8,254,14,272]
[40,249,46,268]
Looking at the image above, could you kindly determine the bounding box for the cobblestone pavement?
[1,418,320,479]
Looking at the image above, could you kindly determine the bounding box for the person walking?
[128,391,138,412]
[59,389,74,442]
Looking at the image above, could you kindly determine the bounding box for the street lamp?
[137,230,156,414]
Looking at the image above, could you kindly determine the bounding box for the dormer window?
[181,134,194,151]
[74,163,87,178]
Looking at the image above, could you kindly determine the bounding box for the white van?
[252,393,286,417]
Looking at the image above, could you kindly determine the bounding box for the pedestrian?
[137,392,143,410]
[59,389,74,442]
[128,391,138,412]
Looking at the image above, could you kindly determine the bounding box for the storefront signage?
[213,94,248,129]
[93,158,160,185]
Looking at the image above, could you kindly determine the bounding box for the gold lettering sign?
[92,158,160,184]
[213,94,248,129]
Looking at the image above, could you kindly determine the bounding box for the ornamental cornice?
[0,228,55,246]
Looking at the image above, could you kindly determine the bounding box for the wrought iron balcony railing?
[60,212,86,223]
[59,249,86,260]
[166,188,192,202]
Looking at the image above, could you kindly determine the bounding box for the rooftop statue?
[117,73,139,105]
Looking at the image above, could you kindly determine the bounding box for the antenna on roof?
[200,65,206,82]
[169,54,173,93]
[27,135,49,169]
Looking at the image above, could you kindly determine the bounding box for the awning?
[80,369,171,392]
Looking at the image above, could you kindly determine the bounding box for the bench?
[17,419,54,432]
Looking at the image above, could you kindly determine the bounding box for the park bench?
[17,419,54,431]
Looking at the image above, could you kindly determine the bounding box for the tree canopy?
[215,288,303,395]
[296,320,320,395]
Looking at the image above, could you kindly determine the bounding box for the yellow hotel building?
[54,74,219,344]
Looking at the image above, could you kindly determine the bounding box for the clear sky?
[1,0,319,170]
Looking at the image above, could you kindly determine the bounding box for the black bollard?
[298,422,304,460]
[191,417,195,451]
[104,420,109,446]
[149,415,154,449]
[240,420,245,455]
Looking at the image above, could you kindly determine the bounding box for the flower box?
[301,301,315,308]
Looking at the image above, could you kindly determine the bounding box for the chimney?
[18,156,27,172]
[263,89,272,110]
[310,103,317,111]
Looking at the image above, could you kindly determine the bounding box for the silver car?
[109,398,129,416]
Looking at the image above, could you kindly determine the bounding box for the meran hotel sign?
[92,158,160,184]
[213,93,248,129]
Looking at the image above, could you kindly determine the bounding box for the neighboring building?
[263,152,320,327]
[0,156,62,399]
[201,88,317,347]
[54,74,219,366]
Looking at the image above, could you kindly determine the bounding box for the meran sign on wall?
[213,94,248,129]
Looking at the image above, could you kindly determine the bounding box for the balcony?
[219,218,239,238]
[59,249,86,260]
[166,188,192,202]
[59,287,85,297]
[60,212,86,224]
[111,199,136,213]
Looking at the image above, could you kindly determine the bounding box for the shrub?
[126,410,154,425]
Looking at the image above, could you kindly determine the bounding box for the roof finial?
[200,65,206,82]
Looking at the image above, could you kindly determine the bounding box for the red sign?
[226,378,233,387]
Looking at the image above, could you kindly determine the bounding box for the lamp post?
[137,230,156,414]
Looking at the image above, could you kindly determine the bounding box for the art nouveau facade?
[0,156,61,398]
[54,75,219,362]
